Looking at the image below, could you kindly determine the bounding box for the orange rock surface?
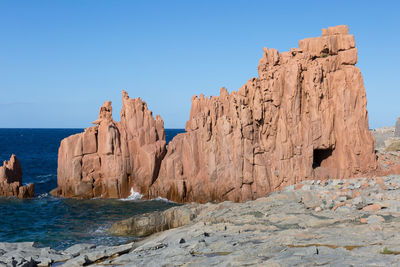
[51,91,166,198]
[0,154,34,198]
[54,25,378,202]
[148,25,377,203]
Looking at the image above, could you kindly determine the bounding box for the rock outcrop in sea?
[0,154,34,198]
[54,25,377,202]
[51,91,166,198]
[148,25,377,202]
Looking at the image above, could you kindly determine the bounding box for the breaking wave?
[120,188,143,201]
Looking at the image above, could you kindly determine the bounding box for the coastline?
[3,174,400,266]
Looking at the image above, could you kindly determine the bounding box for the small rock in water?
[179,238,186,244]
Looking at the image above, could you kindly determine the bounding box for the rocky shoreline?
[2,24,400,266]
[52,25,378,204]
[4,172,400,266]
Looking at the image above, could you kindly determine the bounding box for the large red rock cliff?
[54,25,377,202]
[51,91,166,198]
[148,25,377,203]
[0,154,34,198]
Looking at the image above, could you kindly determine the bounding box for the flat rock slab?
[4,175,400,266]
[95,175,400,266]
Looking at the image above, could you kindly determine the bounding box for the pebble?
[363,204,382,212]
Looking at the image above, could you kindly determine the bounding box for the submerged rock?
[0,154,34,198]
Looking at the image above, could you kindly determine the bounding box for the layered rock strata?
[148,25,377,203]
[0,154,34,198]
[52,91,166,198]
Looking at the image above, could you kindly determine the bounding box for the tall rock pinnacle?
[52,91,166,198]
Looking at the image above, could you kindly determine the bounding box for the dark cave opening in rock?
[313,148,333,169]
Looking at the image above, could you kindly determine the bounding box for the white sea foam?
[37,178,52,184]
[37,193,49,198]
[36,174,53,178]
[36,174,54,184]
[120,187,143,201]
[151,196,176,204]
[94,225,108,233]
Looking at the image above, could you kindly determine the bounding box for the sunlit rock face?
[0,154,34,198]
[148,25,377,203]
[52,91,166,198]
[53,25,377,203]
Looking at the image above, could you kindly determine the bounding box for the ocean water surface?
[0,128,185,250]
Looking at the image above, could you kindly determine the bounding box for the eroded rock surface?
[109,204,199,237]
[149,25,377,203]
[52,91,166,198]
[0,154,34,198]
[54,25,378,202]
[6,175,400,266]
[104,175,400,266]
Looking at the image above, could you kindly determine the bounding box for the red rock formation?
[52,91,166,198]
[148,25,377,203]
[0,154,34,198]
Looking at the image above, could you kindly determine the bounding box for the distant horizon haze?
[1,1,399,129]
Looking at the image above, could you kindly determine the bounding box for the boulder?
[0,154,34,198]
[52,91,167,198]
[148,25,377,203]
[109,204,199,237]
[385,138,400,152]
[395,118,400,137]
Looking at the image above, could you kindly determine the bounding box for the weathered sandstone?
[148,25,377,203]
[0,154,34,198]
[52,91,166,198]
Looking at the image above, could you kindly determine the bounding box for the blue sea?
[0,128,185,250]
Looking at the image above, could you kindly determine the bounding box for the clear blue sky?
[0,0,399,129]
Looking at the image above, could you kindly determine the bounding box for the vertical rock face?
[52,91,166,198]
[148,25,377,203]
[0,154,34,198]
